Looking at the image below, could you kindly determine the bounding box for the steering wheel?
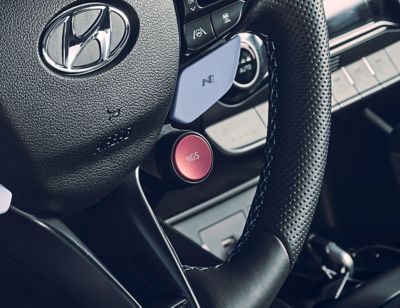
[0,0,331,306]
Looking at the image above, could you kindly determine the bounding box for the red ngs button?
[172,133,213,183]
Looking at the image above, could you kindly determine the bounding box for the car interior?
[2,0,400,307]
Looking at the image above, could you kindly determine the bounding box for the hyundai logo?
[41,3,131,75]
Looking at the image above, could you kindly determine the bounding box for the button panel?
[211,1,244,37]
[233,44,259,89]
[345,59,379,93]
[181,0,245,50]
[331,41,400,112]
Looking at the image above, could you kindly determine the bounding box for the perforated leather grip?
[186,0,331,306]
[240,0,332,265]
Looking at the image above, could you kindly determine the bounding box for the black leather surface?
[0,208,139,307]
[0,0,179,214]
[324,266,400,308]
[188,233,290,308]
[242,0,332,266]
[186,0,331,306]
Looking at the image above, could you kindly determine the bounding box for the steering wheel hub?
[0,0,180,213]
[40,2,136,76]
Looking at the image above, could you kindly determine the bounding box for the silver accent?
[341,67,355,85]
[332,37,400,112]
[330,21,397,51]
[135,168,200,307]
[330,21,398,56]
[364,108,394,135]
[329,20,400,112]
[332,71,400,112]
[219,33,269,108]
[233,33,266,89]
[41,3,130,75]
[233,38,261,90]
[362,57,376,76]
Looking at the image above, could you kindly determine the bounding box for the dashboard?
[141,0,400,260]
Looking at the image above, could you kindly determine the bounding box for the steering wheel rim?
[0,0,331,306]
[185,0,331,306]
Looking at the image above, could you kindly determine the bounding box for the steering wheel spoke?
[82,169,200,307]
[0,207,140,307]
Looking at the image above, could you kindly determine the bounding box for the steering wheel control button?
[150,131,214,187]
[184,15,216,50]
[182,0,201,20]
[0,184,12,215]
[211,1,244,37]
[233,44,260,89]
[331,69,358,103]
[221,33,268,105]
[171,36,241,124]
[173,133,213,183]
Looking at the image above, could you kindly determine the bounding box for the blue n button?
[171,36,241,124]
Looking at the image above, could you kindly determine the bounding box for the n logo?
[202,74,215,87]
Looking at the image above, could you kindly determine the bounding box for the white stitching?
[183,38,278,272]
[226,39,278,262]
